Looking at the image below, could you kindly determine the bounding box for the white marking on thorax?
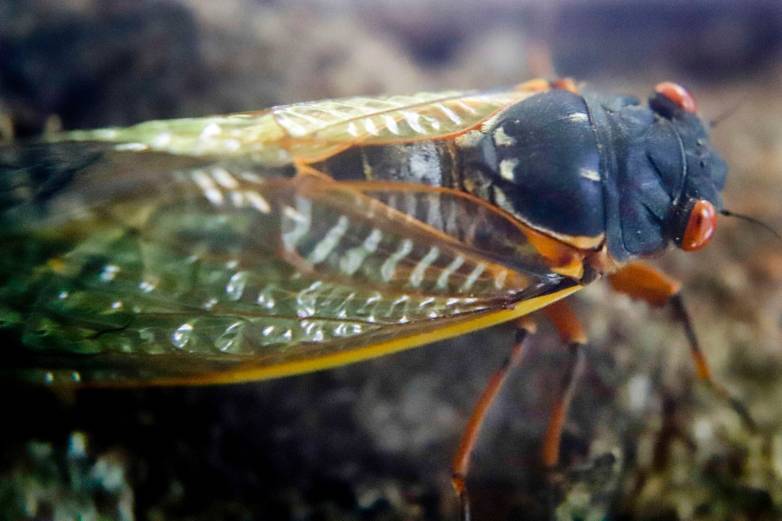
[579,167,601,182]
[499,158,519,182]
[493,126,516,147]
[567,112,589,123]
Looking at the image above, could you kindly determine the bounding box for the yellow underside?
[155,284,582,386]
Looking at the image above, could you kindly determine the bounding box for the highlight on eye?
[681,199,717,251]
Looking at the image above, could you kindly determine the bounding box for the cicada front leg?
[608,261,756,430]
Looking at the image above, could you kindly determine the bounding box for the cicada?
[0,78,735,517]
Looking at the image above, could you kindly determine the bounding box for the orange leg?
[541,300,588,468]
[451,317,536,521]
[451,303,589,518]
[608,261,755,430]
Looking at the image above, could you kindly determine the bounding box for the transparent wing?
[1,114,580,389]
[59,88,540,163]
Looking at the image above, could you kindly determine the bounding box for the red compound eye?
[681,199,717,251]
[655,81,697,113]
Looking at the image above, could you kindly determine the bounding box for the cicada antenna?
[721,209,782,243]
[709,98,745,129]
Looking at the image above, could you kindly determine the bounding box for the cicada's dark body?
[0,79,726,385]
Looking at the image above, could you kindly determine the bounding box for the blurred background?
[2,1,782,520]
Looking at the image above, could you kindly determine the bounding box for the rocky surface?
[2,1,782,520]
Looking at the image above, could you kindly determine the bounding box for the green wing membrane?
[0,102,575,386]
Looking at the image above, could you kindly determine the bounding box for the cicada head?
[647,82,727,252]
[594,82,728,260]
